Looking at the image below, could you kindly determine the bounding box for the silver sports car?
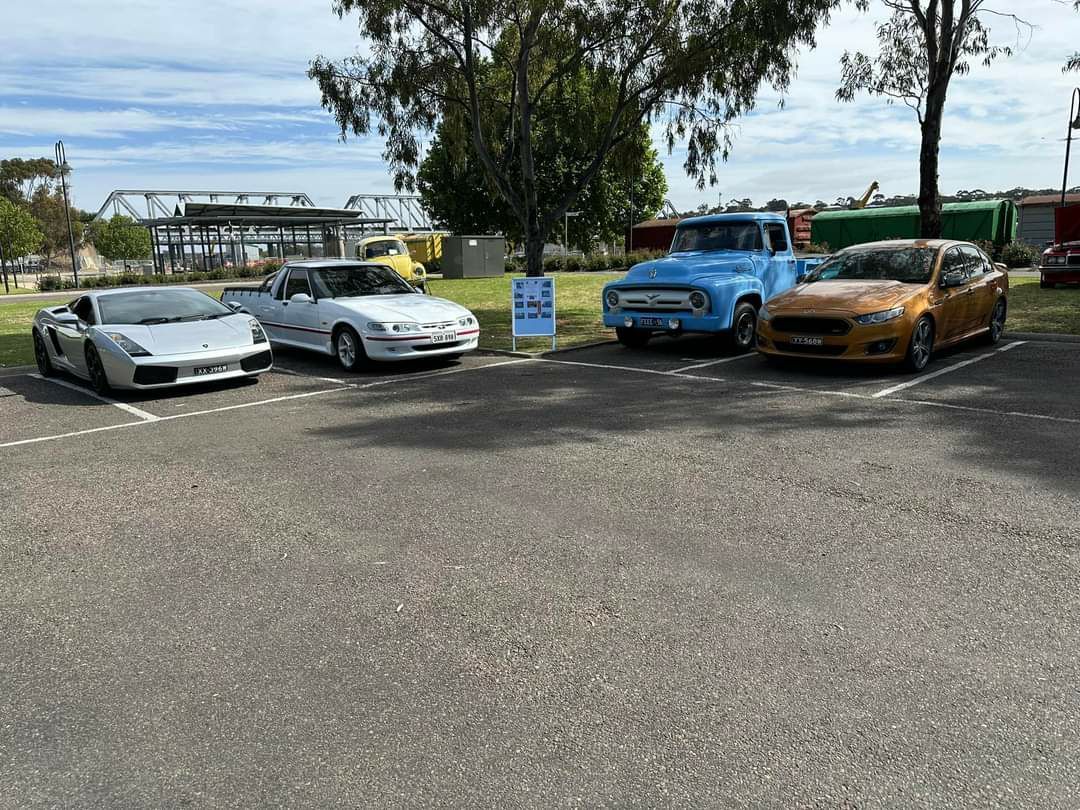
[32,287,274,392]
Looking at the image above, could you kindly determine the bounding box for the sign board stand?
[511,276,556,352]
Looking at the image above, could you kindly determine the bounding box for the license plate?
[431,331,457,344]
[638,317,666,329]
[790,336,824,346]
[193,364,228,376]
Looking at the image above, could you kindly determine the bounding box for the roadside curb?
[544,339,619,356]
[478,349,540,359]
[0,365,35,378]
[1005,331,1080,344]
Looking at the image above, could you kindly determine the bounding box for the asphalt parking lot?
[2,337,1079,807]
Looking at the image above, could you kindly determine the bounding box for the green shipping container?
[810,200,1018,251]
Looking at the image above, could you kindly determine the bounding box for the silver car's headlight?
[250,320,267,344]
[106,332,151,357]
[854,306,905,325]
[367,322,422,333]
[457,316,476,327]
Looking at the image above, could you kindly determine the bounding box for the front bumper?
[101,343,274,389]
[757,315,910,363]
[1040,268,1080,284]
[602,312,728,333]
[362,328,479,361]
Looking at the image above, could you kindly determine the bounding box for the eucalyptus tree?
[310,0,844,275]
[837,1,1027,238]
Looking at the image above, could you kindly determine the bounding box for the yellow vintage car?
[356,236,428,288]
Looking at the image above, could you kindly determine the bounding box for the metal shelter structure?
[343,194,433,232]
[138,202,392,274]
[94,189,317,222]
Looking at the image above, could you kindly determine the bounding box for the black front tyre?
[1040,277,1053,289]
[33,331,54,377]
[903,316,934,373]
[985,298,1006,344]
[334,325,368,372]
[84,344,111,394]
[616,327,651,348]
[727,302,758,352]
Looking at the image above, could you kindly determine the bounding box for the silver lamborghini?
[32,287,273,392]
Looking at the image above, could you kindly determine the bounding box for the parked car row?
[30,216,1011,396]
[31,261,480,391]
[602,213,1010,373]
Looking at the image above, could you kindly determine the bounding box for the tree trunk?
[525,226,545,277]
[918,86,947,239]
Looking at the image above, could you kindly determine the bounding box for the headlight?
[106,332,151,357]
[689,291,707,310]
[457,316,476,327]
[758,304,772,322]
[605,290,619,308]
[367,322,421,333]
[1044,254,1066,266]
[854,306,905,325]
[250,320,267,344]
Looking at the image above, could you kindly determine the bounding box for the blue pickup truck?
[603,212,816,350]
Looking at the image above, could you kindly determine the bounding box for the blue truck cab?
[603,212,802,350]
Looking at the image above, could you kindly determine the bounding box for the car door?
[54,296,95,376]
[279,269,324,349]
[763,222,797,298]
[932,247,978,343]
[960,245,997,332]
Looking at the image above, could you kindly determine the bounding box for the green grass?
[2,273,1076,368]
[429,273,621,352]
[1004,277,1080,335]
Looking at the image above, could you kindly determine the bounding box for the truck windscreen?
[671,223,763,253]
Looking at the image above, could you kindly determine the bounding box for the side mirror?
[994,262,1008,272]
[290,292,313,304]
[940,269,966,288]
[225,301,243,312]
[53,311,78,325]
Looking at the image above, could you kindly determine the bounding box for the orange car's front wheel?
[904,316,934,373]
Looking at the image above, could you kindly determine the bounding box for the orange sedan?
[757,240,1009,372]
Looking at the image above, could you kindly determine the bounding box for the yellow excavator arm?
[851,181,880,210]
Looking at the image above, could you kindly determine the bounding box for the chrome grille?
[421,320,456,329]
[617,288,694,312]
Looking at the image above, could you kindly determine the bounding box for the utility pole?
[54,140,80,286]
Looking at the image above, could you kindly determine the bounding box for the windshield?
[806,247,937,284]
[671,222,763,253]
[97,289,232,325]
[311,264,415,298]
[365,240,407,258]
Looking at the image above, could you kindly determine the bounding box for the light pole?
[564,210,581,256]
[54,140,80,286]
[1062,88,1080,208]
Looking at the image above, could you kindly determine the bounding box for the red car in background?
[1040,241,1080,288]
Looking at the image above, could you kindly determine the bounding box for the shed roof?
[142,202,391,227]
[1019,194,1080,207]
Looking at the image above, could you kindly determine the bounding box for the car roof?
[677,212,787,227]
[89,286,203,298]
[838,239,963,252]
[281,259,390,270]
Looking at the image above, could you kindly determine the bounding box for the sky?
[0,0,1077,217]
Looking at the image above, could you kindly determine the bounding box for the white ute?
[222,260,480,371]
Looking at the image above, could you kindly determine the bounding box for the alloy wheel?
[911,320,932,370]
[337,331,356,368]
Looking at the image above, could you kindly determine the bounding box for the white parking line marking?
[1,359,530,451]
[273,366,355,385]
[540,357,724,381]
[672,353,757,373]
[871,341,1028,399]
[30,373,160,421]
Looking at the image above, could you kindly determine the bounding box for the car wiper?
[199,312,230,320]
[138,317,171,324]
